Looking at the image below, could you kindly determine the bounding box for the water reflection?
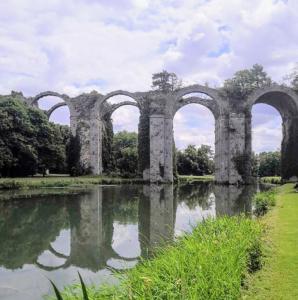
[0,182,260,300]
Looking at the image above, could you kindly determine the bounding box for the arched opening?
[49,106,70,126]
[250,89,298,180]
[36,95,70,126]
[182,92,213,100]
[101,94,140,177]
[173,103,215,177]
[33,95,71,175]
[252,104,282,178]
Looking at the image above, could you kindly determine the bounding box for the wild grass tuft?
[253,189,276,217]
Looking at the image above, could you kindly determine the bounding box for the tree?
[66,133,83,176]
[0,98,70,177]
[222,64,272,99]
[285,63,298,91]
[176,144,214,176]
[152,70,182,93]
[112,131,138,177]
[257,151,281,177]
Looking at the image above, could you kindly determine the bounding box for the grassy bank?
[178,175,214,183]
[242,184,298,299]
[49,217,262,300]
[0,176,144,190]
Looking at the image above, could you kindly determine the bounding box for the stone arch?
[247,85,298,181]
[31,91,72,127]
[174,85,222,118]
[102,100,140,118]
[246,85,298,117]
[174,96,219,119]
[46,102,68,118]
[173,101,216,177]
[100,90,141,107]
[31,91,70,107]
[91,91,142,176]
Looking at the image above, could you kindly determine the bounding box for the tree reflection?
[0,196,69,269]
[0,183,257,273]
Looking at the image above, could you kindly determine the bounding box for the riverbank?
[0,176,145,190]
[242,183,298,299]
[49,216,263,300]
[0,175,214,191]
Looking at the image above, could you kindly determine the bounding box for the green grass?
[48,216,262,300]
[178,175,214,183]
[242,184,298,299]
[0,176,144,191]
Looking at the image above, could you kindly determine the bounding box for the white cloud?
[0,0,296,150]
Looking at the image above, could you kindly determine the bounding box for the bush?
[253,190,276,217]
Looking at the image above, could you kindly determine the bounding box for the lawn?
[243,184,298,299]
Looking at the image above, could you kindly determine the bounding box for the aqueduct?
[4,84,298,184]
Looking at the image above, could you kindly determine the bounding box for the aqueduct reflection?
[0,183,258,272]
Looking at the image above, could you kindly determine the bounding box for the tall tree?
[257,151,281,177]
[222,64,272,99]
[152,70,182,93]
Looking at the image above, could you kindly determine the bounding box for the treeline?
[252,151,281,177]
[0,98,70,177]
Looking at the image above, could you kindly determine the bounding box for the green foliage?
[112,131,138,177]
[50,217,262,300]
[253,189,276,217]
[232,152,250,178]
[222,64,272,99]
[284,63,298,91]
[50,273,89,300]
[151,70,182,93]
[78,272,89,300]
[255,151,281,177]
[0,98,69,177]
[176,144,214,176]
[102,116,114,171]
[66,134,87,176]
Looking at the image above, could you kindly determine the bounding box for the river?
[0,182,265,299]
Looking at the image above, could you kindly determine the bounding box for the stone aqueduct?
[8,84,298,184]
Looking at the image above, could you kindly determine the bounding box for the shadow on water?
[0,182,262,299]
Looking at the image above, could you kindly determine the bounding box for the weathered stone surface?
[3,83,298,184]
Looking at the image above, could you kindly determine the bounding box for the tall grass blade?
[49,280,64,300]
[78,272,89,300]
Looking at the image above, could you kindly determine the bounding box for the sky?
[1,0,297,152]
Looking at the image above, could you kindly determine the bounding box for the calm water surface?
[0,182,263,299]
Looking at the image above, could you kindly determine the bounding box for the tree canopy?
[0,98,69,177]
[176,144,214,176]
[151,70,182,93]
[222,64,272,99]
[285,63,298,91]
[112,131,138,177]
[252,151,281,177]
